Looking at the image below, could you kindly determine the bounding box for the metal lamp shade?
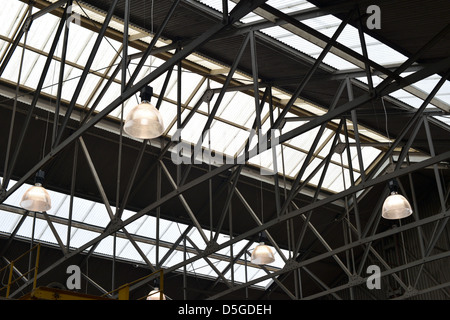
[146,288,166,300]
[20,184,51,212]
[124,102,164,139]
[251,242,275,265]
[382,192,413,220]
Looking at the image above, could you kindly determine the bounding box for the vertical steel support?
[356,8,373,92]
[2,5,30,191]
[125,0,182,90]
[271,10,353,130]
[343,122,362,238]
[0,0,70,75]
[250,31,261,134]
[278,79,346,216]
[67,141,78,251]
[54,0,120,147]
[268,87,282,214]
[346,77,365,184]
[180,32,251,185]
[159,161,209,244]
[53,0,73,145]
[413,116,450,287]
[2,5,69,189]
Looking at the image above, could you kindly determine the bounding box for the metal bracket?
[24,17,33,31]
[203,240,219,256]
[282,259,302,273]
[334,142,346,154]
[202,89,214,103]
[347,274,365,287]
[105,218,123,234]
[401,286,418,299]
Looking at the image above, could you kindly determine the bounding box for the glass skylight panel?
[159,221,185,243]
[39,222,68,245]
[0,210,21,235]
[131,215,158,239]
[320,52,359,71]
[327,167,356,193]
[0,0,25,40]
[364,42,407,66]
[279,145,306,177]
[176,111,208,146]
[435,115,450,126]
[60,66,83,101]
[389,88,429,109]
[222,127,251,157]
[202,120,247,157]
[94,235,125,257]
[119,241,153,263]
[82,202,111,227]
[16,215,47,239]
[187,228,208,250]
[263,26,323,56]
[149,246,171,265]
[165,68,204,104]
[164,249,185,267]
[203,88,236,113]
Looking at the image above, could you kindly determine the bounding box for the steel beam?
[125,0,181,90]
[2,4,68,190]
[54,0,120,147]
[8,148,450,298]
[159,160,209,244]
[207,205,450,300]
[180,32,251,186]
[53,0,73,145]
[271,9,353,131]
[0,0,70,77]
[1,0,269,205]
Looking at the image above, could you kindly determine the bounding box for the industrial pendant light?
[20,170,52,212]
[251,183,275,265]
[382,180,413,220]
[124,86,164,139]
[146,288,166,300]
[146,278,166,300]
[251,232,275,265]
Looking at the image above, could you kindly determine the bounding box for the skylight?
[0,178,282,290]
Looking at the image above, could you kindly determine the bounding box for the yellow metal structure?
[0,243,41,298]
[1,244,164,300]
[20,286,112,300]
[102,269,165,300]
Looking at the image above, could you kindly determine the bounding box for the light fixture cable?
[2,4,32,190]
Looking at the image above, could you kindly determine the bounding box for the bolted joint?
[202,89,214,103]
[282,259,301,272]
[203,240,219,256]
[24,16,33,31]
[105,217,123,234]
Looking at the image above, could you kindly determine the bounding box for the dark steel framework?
[0,0,449,300]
